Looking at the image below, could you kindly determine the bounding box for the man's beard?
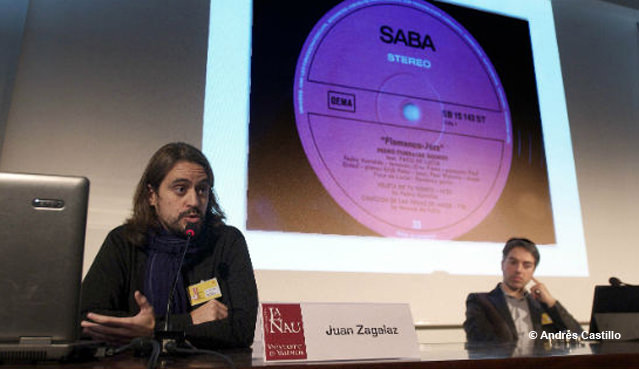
[165,208,204,236]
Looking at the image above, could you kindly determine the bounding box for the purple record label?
[294,0,512,239]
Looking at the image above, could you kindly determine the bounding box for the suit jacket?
[463,284,582,343]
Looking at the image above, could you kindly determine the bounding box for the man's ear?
[148,184,157,207]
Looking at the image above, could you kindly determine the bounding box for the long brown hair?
[124,142,226,246]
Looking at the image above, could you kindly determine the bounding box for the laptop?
[589,285,639,341]
[0,172,89,362]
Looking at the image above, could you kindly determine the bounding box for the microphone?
[149,222,236,367]
[609,277,635,287]
[185,224,196,238]
[609,277,623,287]
[158,222,197,351]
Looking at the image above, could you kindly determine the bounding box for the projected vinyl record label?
[294,0,512,239]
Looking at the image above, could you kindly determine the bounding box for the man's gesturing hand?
[81,291,155,345]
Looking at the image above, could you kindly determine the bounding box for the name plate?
[252,302,420,362]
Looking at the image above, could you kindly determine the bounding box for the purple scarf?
[143,229,201,317]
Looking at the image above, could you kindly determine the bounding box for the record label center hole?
[403,103,420,122]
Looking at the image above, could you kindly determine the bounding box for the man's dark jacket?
[463,284,582,343]
[81,222,258,349]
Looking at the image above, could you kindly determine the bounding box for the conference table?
[3,341,639,369]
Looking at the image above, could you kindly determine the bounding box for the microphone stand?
[153,223,237,369]
[110,223,237,369]
[155,224,196,353]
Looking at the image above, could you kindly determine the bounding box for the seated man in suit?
[463,238,582,344]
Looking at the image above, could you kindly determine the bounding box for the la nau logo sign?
[262,304,307,360]
[265,306,303,334]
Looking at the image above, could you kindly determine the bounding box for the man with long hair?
[80,142,258,349]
